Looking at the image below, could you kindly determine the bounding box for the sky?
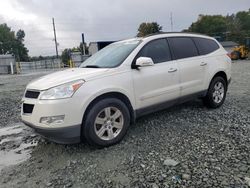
[0,0,249,57]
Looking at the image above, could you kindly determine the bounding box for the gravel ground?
[0,71,55,127]
[0,61,250,188]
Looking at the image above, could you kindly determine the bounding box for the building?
[88,41,115,55]
[0,54,15,74]
[71,52,90,67]
[71,52,83,67]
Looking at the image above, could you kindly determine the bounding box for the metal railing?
[18,59,62,73]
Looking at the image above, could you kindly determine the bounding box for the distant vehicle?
[231,45,249,60]
[21,33,231,147]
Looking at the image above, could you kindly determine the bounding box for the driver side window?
[137,39,172,64]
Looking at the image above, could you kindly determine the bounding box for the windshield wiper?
[82,65,100,68]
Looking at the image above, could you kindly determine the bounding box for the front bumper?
[22,120,81,144]
[21,92,88,144]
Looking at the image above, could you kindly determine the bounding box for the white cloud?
[0,1,37,23]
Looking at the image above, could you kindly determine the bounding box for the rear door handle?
[168,68,177,73]
[200,62,207,66]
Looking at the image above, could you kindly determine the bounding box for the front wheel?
[82,98,130,147]
[203,77,227,108]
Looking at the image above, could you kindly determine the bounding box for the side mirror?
[135,57,154,68]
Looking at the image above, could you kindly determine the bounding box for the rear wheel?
[203,77,227,108]
[82,98,130,147]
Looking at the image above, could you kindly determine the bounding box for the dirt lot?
[0,62,250,188]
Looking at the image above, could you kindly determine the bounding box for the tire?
[203,76,227,108]
[82,98,130,147]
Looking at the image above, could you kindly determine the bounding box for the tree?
[16,42,29,61]
[137,22,162,37]
[186,9,250,44]
[61,42,89,65]
[61,48,71,64]
[236,9,250,31]
[188,15,227,36]
[0,23,29,61]
[0,23,15,54]
[16,29,25,42]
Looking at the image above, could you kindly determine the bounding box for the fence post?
[69,60,72,68]
[10,62,14,74]
[16,62,20,74]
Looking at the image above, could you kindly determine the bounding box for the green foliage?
[30,55,57,61]
[187,9,250,44]
[16,29,25,42]
[61,42,89,65]
[236,9,250,31]
[137,22,162,37]
[61,48,71,64]
[0,23,15,54]
[0,23,29,61]
[188,15,227,35]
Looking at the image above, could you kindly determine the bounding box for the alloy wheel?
[212,81,225,104]
[94,107,124,141]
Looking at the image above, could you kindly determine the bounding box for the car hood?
[27,68,109,90]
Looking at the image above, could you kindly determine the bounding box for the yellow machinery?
[231,45,249,60]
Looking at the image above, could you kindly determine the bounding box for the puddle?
[0,124,37,172]
[0,125,23,137]
[0,136,22,145]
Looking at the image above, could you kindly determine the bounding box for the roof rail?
[143,32,209,38]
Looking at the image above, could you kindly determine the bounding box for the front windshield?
[80,39,141,68]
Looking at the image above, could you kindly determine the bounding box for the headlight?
[40,80,85,100]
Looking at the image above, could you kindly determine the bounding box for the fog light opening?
[40,115,65,125]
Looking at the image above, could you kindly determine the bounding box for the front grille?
[25,90,40,99]
[23,103,34,114]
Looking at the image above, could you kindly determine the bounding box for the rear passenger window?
[193,37,220,55]
[137,39,171,64]
[168,37,198,59]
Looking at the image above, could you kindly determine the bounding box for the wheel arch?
[211,71,228,88]
[204,70,228,96]
[81,92,136,129]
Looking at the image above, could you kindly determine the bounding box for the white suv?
[21,33,231,147]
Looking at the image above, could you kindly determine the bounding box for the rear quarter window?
[193,37,220,55]
[168,37,199,60]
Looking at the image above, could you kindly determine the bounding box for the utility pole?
[52,18,58,58]
[81,33,85,55]
[170,12,173,32]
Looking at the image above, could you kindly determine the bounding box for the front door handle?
[200,62,207,66]
[168,68,177,73]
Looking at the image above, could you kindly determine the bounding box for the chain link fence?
[18,59,62,74]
